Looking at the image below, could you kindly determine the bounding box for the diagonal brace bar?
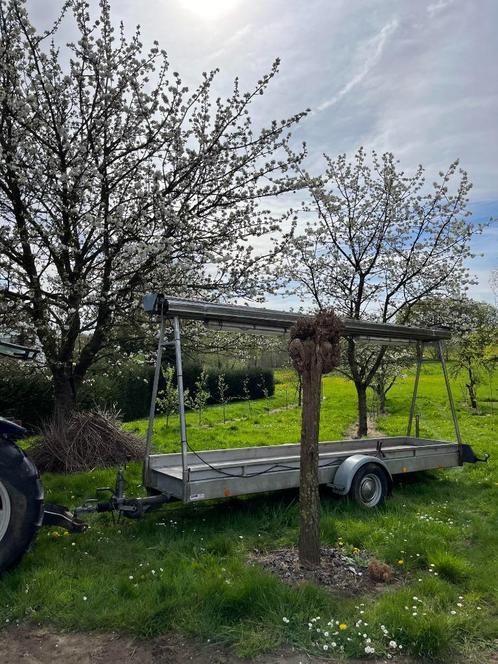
[172,316,189,502]
[143,299,166,484]
[437,340,462,447]
[407,342,423,436]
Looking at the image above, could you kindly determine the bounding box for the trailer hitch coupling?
[42,503,88,533]
[460,443,490,464]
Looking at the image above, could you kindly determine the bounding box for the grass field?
[1,364,497,661]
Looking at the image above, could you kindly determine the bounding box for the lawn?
[1,365,497,662]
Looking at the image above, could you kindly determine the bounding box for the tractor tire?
[0,440,44,573]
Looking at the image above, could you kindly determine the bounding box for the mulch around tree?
[249,547,398,595]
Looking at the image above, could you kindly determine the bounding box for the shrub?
[78,363,155,422]
[0,361,53,428]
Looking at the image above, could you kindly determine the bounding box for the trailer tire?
[0,440,44,573]
[350,463,388,508]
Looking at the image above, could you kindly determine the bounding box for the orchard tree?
[217,372,230,423]
[0,0,306,417]
[186,369,210,425]
[368,348,412,414]
[282,148,480,436]
[289,310,342,568]
[491,269,498,304]
[408,297,498,410]
[156,365,178,429]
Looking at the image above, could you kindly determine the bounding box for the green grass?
[1,364,497,661]
[123,369,359,452]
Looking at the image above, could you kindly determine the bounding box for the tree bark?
[377,386,386,414]
[298,343,322,568]
[52,367,77,420]
[355,382,368,437]
[289,310,343,570]
[466,367,478,410]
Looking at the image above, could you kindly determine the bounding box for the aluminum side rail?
[143,294,451,342]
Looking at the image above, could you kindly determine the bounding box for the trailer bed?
[146,437,459,502]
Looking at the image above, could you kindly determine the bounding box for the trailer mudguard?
[328,454,392,495]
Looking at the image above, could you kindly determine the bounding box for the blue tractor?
[0,340,83,573]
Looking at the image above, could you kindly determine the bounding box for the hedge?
[0,364,53,429]
[0,362,274,426]
[180,365,275,403]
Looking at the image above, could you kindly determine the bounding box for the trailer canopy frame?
[142,294,463,502]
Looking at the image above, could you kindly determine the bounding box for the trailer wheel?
[0,440,44,573]
[350,463,388,508]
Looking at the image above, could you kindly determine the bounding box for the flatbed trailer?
[137,295,486,509]
[147,437,461,503]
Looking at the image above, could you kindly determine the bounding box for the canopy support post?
[173,316,189,502]
[437,339,463,450]
[407,342,423,436]
[143,299,166,484]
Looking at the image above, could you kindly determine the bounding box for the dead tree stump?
[289,310,342,568]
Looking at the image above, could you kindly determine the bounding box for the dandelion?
[323,645,328,651]
[398,559,404,565]
[83,596,87,601]
[339,623,348,630]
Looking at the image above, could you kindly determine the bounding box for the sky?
[27,0,498,304]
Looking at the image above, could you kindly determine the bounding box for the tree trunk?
[378,387,386,414]
[355,382,368,437]
[52,367,77,420]
[298,353,322,568]
[466,368,478,410]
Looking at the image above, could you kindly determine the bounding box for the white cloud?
[316,19,398,112]
[207,23,253,61]
[427,0,455,17]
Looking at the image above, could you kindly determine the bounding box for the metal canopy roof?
[144,295,451,342]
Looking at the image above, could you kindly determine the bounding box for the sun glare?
[177,0,240,19]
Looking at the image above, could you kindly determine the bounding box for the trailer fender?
[328,455,392,496]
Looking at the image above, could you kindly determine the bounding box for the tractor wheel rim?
[0,479,12,542]
[359,474,382,505]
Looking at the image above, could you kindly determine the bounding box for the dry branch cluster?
[288,309,343,375]
[29,409,144,473]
